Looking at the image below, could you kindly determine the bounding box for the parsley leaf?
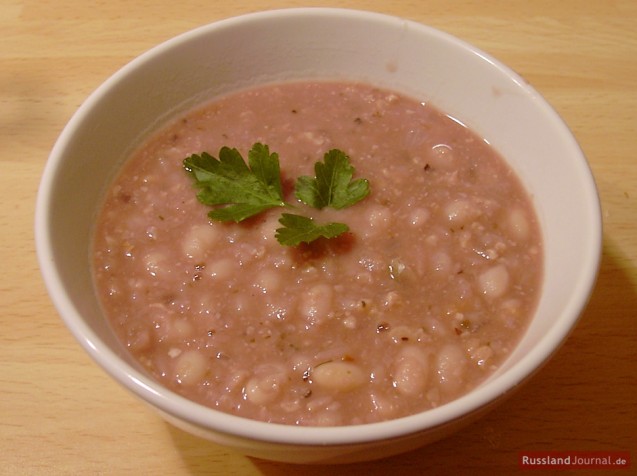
[275,213,349,246]
[183,143,285,222]
[295,149,370,210]
[184,143,371,246]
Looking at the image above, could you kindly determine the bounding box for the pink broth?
[92,82,543,426]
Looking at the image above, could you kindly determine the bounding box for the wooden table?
[2,1,635,474]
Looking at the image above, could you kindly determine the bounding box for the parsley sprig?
[183,144,285,222]
[295,149,371,210]
[184,143,370,246]
[274,213,350,246]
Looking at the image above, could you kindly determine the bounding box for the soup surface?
[93,81,542,426]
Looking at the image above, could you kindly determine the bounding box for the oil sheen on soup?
[93,81,543,426]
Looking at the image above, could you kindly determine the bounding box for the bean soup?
[92,81,543,426]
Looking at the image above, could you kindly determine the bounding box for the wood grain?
[2,1,635,474]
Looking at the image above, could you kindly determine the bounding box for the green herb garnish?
[295,149,370,210]
[183,144,285,222]
[275,213,350,247]
[184,143,370,246]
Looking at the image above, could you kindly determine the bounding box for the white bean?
[244,373,285,405]
[311,410,342,426]
[207,258,234,281]
[478,264,510,298]
[127,327,151,351]
[369,392,398,418]
[298,284,333,325]
[409,207,430,227]
[226,370,250,392]
[426,387,441,407]
[174,350,208,386]
[182,223,219,261]
[255,269,282,294]
[363,205,391,237]
[470,345,494,367]
[305,395,333,413]
[342,315,357,329]
[156,316,195,344]
[445,198,478,226]
[423,317,449,338]
[430,251,452,273]
[392,346,429,396]
[508,207,530,241]
[500,298,522,328]
[383,291,402,309]
[143,251,166,277]
[429,144,455,169]
[312,361,366,392]
[435,344,467,394]
[169,319,193,341]
[300,130,327,146]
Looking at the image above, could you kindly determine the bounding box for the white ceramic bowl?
[35,8,601,464]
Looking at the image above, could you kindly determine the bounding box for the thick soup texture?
[93,82,543,426]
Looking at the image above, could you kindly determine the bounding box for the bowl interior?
[36,8,601,446]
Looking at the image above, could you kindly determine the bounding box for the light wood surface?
[2,1,635,474]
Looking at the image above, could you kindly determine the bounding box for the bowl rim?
[35,6,602,446]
